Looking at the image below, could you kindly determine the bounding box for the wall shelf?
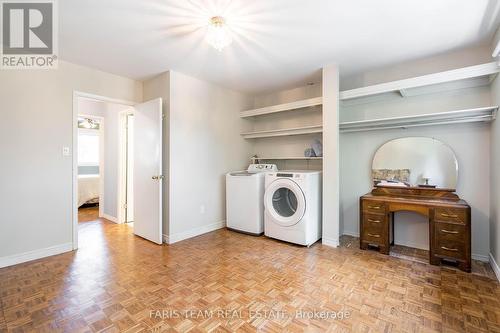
[240,63,500,118]
[340,62,500,102]
[240,97,322,118]
[250,156,323,161]
[339,106,498,133]
[241,125,322,139]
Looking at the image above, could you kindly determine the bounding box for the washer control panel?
[247,164,278,173]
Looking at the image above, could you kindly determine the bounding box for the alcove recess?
[240,62,499,170]
[240,87,323,170]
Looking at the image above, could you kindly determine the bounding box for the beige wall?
[168,71,253,241]
[0,60,142,264]
[491,74,500,269]
[250,84,323,170]
[341,45,492,90]
[489,27,500,277]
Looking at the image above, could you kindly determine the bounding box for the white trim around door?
[72,91,136,250]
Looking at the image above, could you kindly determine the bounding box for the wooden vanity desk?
[360,186,471,272]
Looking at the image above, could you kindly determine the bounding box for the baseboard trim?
[0,243,73,268]
[489,253,500,282]
[163,220,226,244]
[322,237,339,248]
[472,253,489,262]
[102,213,119,224]
[393,240,428,251]
[342,231,359,237]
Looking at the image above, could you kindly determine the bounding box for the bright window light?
[78,131,99,166]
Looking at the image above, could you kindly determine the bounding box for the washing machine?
[226,164,278,235]
[264,171,322,246]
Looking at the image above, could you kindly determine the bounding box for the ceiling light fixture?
[206,16,232,51]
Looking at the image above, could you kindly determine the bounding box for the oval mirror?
[372,137,458,190]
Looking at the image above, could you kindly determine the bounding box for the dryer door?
[264,179,306,227]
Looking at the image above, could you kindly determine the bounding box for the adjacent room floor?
[0,212,499,332]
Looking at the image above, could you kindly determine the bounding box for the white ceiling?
[60,0,500,94]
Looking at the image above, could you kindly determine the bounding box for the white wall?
[77,98,132,220]
[322,65,341,247]
[0,60,142,264]
[163,71,253,241]
[340,87,492,258]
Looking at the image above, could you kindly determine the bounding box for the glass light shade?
[206,16,232,51]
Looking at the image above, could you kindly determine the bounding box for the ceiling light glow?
[206,16,232,51]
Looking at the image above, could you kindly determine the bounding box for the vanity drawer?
[434,222,466,243]
[434,238,466,260]
[362,228,385,245]
[434,208,467,224]
[362,200,385,215]
[363,214,386,230]
[361,214,388,245]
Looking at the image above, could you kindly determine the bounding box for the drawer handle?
[441,246,459,252]
[368,205,381,209]
[368,219,381,223]
[367,233,380,238]
[441,229,459,234]
[441,213,459,218]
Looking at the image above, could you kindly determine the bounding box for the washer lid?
[229,171,254,176]
[264,178,306,227]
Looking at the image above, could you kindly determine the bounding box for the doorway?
[72,92,164,249]
[73,93,136,249]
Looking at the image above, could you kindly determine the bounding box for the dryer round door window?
[272,187,297,217]
[265,179,306,227]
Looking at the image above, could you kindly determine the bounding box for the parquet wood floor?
[78,206,101,223]
[0,208,499,332]
[339,236,498,280]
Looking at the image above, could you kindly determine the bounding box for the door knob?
[152,175,164,180]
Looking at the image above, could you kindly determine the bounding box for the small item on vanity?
[419,176,436,188]
[312,139,323,157]
[304,148,316,158]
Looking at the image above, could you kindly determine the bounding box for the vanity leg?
[458,260,471,273]
[430,255,440,266]
[390,212,395,246]
[360,242,368,250]
[379,245,390,255]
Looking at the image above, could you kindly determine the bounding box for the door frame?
[72,91,136,250]
[118,109,135,224]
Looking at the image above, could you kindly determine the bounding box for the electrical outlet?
[62,146,71,156]
[200,205,206,214]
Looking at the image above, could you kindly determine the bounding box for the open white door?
[133,98,163,244]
